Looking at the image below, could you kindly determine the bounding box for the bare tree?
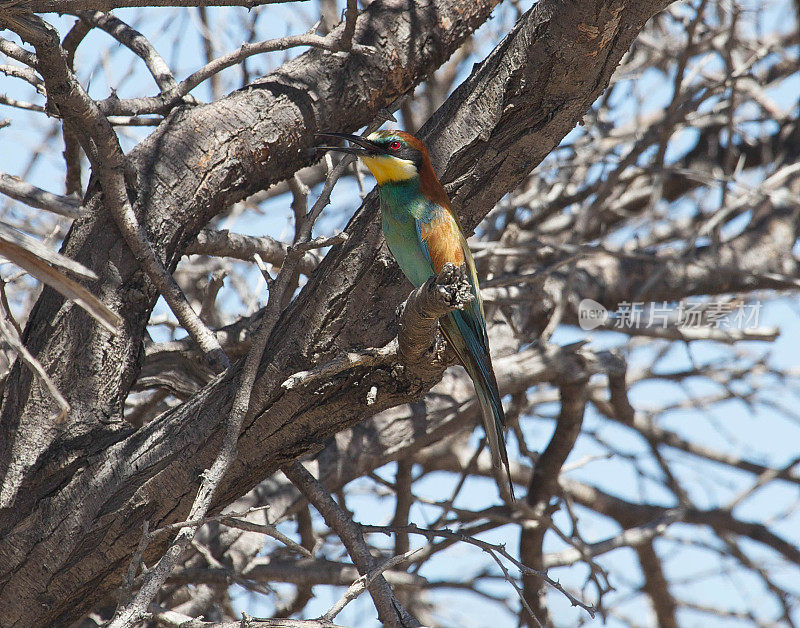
[1,0,799,626]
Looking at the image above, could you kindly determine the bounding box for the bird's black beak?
[315,132,382,156]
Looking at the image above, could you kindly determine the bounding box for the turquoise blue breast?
[378,180,436,288]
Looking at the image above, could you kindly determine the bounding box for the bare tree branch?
[520,380,589,626]
[187,229,320,274]
[76,10,178,93]
[0,172,81,217]
[282,461,421,628]
[0,222,121,332]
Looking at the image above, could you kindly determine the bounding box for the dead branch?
[282,461,421,628]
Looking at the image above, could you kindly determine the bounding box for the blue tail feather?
[442,309,515,500]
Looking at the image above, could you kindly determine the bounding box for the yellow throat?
[361,154,418,185]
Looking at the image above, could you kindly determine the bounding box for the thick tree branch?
[636,541,679,628]
[520,381,589,626]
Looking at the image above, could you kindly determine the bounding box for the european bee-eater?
[317,130,514,500]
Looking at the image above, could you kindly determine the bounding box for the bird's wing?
[415,204,489,347]
[415,205,514,499]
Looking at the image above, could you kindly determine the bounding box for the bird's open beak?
[315,132,382,156]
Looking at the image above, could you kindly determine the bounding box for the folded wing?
[415,204,515,500]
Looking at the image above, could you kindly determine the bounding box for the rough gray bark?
[0,0,672,625]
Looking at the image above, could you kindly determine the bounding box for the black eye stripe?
[372,140,420,165]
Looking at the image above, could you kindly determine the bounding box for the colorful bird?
[316,130,515,500]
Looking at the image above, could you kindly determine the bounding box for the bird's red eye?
[389,140,402,151]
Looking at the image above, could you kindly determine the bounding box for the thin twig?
[95,22,375,117]
[253,253,274,288]
[282,461,421,628]
[76,11,178,93]
[292,231,348,252]
[147,505,271,537]
[217,516,313,558]
[321,549,422,621]
[362,523,596,618]
[0,172,82,218]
